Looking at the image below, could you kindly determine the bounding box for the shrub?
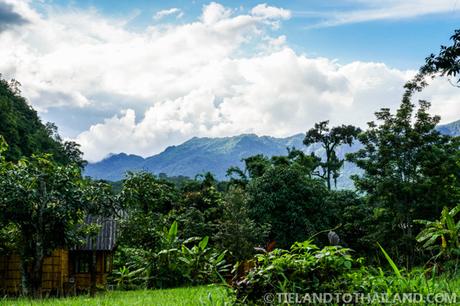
[232,240,459,305]
[112,221,230,289]
[110,247,150,290]
[233,240,361,303]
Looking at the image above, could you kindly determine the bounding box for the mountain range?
[84,120,460,186]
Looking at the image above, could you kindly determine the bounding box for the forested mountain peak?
[85,120,460,183]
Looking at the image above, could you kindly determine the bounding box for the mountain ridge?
[84,120,460,183]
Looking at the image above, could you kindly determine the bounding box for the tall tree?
[0,139,112,297]
[214,188,268,261]
[176,176,224,243]
[120,171,177,215]
[226,155,271,189]
[241,154,272,179]
[347,94,460,267]
[227,150,319,189]
[118,172,178,251]
[303,121,361,190]
[246,163,329,248]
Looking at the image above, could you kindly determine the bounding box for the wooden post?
[89,241,97,297]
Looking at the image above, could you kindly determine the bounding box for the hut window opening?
[75,253,91,273]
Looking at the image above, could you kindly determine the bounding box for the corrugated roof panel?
[72,216,117,251]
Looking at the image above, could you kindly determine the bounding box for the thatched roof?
[72,216,117,251]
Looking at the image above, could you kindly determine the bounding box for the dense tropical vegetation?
[0,76,85,167]
[1,29,460,305]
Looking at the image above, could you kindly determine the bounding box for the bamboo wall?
[0,249,69,295]
[0,250,112,295]
[0,253,21,294]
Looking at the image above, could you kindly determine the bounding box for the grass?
[1,285,230,306]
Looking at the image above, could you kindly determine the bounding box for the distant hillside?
[85,119,460,186]
[85,133,305,182]
[437,119,460,136]
[0,77,74,164]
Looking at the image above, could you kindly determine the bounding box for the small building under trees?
[0,217,117,296]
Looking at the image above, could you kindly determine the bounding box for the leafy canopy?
[304,121,361,190]
[347,94,460,266]
[0,76,85,167]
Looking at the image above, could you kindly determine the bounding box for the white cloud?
[251,3,291,20]
[201,2,232,24]
[75,50,460,161]
[153,8,183,21]
[1,1,459,162]
[300,0,460,27]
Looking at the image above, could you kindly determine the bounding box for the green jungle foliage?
[232,240,460,305]
[112,221,229,289]
[347,96,460,267]
[0,137,116,297]
[0,76,84,167]
[1,29,460,303]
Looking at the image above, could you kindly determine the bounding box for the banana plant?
[178,236,230,284]
[112,265,146,289]
[156,221,181,274]
[415,205,460,260]
[150,221,229,287]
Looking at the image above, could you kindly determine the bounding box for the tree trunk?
[19,257,30,297]
[90,250,97,297]
[28,179,46,298]
[19,243,45,298]
[19,230,36,297]
[31,241,45,298]
[325,148,332,190]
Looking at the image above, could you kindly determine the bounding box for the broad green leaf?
[377,242,401,278]
[199,236,209,250]
[168,221,178,241]
[216,251,227,263]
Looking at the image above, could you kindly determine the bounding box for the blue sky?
[1,0,460,161]
[48,0,460,69]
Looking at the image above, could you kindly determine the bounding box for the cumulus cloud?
[75,50,460,161]
[0,1,459,162]
[201,2,232,24]
[153,8,183,21]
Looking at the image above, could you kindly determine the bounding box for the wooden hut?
[0,217,117,296]
[69,216,117,293]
